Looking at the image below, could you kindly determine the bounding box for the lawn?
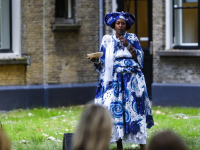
[0,106,200,150]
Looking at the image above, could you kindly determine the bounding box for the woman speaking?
[87,11,154,150]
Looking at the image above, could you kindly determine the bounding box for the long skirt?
[95,68,154,144]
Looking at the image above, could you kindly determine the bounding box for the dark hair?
[148,130,188,150]
[111,21,131,31]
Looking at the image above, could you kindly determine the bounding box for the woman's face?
[115,19,126,34]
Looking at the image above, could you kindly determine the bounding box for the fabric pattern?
[94,33,154,144]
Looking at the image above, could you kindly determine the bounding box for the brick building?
[0,0,104,110]
[152,0,200,107]
[1,0,200,110]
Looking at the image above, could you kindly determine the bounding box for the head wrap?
[104,11,135,30]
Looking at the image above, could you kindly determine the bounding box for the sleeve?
[94,35,108,73]
[129,34,144,69]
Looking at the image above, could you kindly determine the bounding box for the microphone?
[120,30,125,45]
[120,30,125,37]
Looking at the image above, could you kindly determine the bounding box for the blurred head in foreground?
[148,130,188,150]
[0,127,10,150]
[72,104,112,150]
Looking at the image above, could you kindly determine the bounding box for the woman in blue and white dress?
[87,12,154,150]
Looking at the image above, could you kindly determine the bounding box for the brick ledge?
[156,50,200,57]
[0,57,28,65]
[52,24,81,31]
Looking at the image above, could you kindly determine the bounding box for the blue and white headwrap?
[104,11,135,30]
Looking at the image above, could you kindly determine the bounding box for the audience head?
[72,104,112,150]
[0,124,10,150]
[148,130,188,150]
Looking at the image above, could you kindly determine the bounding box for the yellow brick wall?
[0,65,26,85]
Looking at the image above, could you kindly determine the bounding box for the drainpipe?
[112,0,117,34]
[99,0,103,47]
[43,0,48,108]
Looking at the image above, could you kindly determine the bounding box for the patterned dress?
[94,32,154,144]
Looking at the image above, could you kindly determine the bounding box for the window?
[173,0,200,49]
[0,0,21,58]
[53,0,79,31]
[0,0,11,52]
[55,0,74,24]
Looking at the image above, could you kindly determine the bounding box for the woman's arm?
[119,36,137,60]
[87,56,101,65]
[126,43,137,60]
[119,34,144,68]
[87,35,108,72]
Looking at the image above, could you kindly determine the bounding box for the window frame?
[0,0,21,58]
[55,0,74,24]
[172,0,200,49]
[0,0,12,53]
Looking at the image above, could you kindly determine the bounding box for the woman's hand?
[119,37,129,47]
[87,56,99,63]
[119,37,137,60]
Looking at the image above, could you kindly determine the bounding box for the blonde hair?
[72,104,112,150]
[0,127,10,150]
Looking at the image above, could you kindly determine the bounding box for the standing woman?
[87,12,154,150]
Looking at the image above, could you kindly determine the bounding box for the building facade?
[1,0,200,110]
[152,0,200,107]
[1,0,100,86]
[0,0,102,110]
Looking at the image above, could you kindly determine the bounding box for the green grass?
[0,106,200,150]
[0,106,85,150]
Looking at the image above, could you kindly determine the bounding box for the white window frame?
[0,0,10,49]
[67,0,72,18]
[166,0,199,50]
[165,0,173,50]
[0,0,21,58]
[175,0,198,46]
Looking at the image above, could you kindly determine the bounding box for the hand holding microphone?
[119,30,129,48]
[120,30,125,45]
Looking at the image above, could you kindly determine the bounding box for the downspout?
[99,0,103,47]
[43,0,48,108]
[112,0,117,34]
[43,0,46,86]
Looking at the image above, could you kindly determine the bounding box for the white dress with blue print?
[94,33,154,144]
